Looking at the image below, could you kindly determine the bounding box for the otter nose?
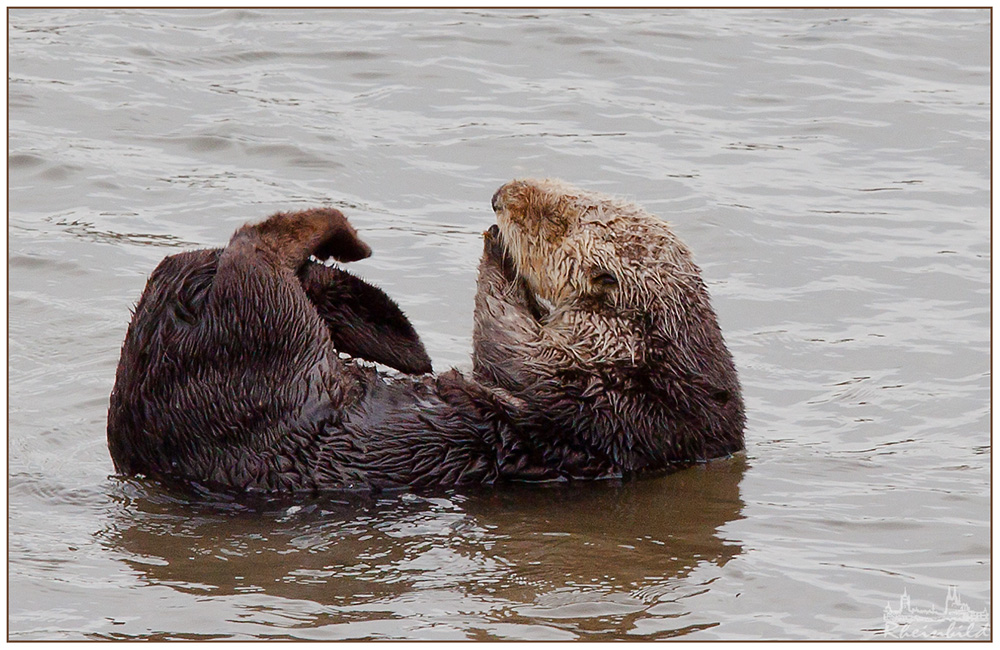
[491,186,503,212]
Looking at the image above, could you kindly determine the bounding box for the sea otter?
[107,179,744,492]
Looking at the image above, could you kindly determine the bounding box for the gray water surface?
[8,8,990,640]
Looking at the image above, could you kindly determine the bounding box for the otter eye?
[589,268,619,289]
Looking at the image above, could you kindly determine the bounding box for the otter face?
[479,178,744,472]
[490,178,705,364]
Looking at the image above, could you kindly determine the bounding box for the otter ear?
[588,267,619,290]
[300,263,433,374]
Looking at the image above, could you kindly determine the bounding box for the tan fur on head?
[491,178,708,365]
[478,177,744,471]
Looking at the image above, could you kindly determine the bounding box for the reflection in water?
[99,458,745,640]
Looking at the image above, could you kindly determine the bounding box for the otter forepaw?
[481,224,518,285]
[483,223,501,253]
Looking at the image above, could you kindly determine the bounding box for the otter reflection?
[101,460,744,639]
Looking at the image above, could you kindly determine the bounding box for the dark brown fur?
[107,184,744,493]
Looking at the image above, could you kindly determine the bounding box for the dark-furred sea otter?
[107,179,744,492]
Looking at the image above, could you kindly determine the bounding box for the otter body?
[108,181,744,492]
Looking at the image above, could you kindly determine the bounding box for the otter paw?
[482,224,513,271]
[483,224,504,260]
[306,208,372,263]
[241,208,372,270]
[476,225,525,315]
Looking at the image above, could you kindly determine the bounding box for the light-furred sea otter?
[107,179,744,492]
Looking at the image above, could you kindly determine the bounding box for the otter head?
[479,178,744,474]
[491,178,710,365]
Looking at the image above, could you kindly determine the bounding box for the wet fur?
[108,184,744,493]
